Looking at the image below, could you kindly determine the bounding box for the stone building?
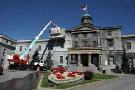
[66,14,123,73]
[0,34,17,69]
[121,35,135,69]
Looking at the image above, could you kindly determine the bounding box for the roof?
[121,34,135,38]
[0,34,17,43]
[83,14,91,17]
[99,26,122,30]
[18,39,49,43]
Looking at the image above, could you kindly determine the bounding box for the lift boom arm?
[19,21,53,60]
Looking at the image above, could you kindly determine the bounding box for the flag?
[81,4,87,11]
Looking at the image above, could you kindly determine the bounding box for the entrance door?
[91,54,99,67]
[81,54,88,66]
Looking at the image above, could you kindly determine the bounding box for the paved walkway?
[0,70,34,83]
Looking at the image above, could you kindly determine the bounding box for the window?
[107,39,114,47]
[74,41,78,48]
[38,45,41,51]
[60,56,63,63]
[92,41,97,47]
[19,46,22,51]
[92,32,97,37]
[6,40,8,44]
[126,42,131,49]
[83,40,87,47]
[108,56,114,65]
[107,31,112,36]
[74,34,78,38]
[3,49,6,55]
[11,42,14,45]
[129,57,133,66]
[61,43,64,48]
[83,33,87,38]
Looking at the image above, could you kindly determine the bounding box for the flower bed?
[48,67,84,84]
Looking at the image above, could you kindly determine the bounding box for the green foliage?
[84,71,93,80]
[121,50,130,73]
[46,51,53,70]
[32,50,40,61]
[41,72,50,87]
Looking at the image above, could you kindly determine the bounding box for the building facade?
[121,35,135,69]
[66,14,123,73]
[0,34,17,69]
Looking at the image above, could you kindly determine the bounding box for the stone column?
[97,32,101,47]
[78,54,81,65]
[68,54,71,65]
[77,54,83,72]
[99,54,102,65]
[88,54,91,66]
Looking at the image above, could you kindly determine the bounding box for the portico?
[68,47,102,69]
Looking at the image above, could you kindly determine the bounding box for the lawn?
[41,72,117,89]
[40,72,50,87]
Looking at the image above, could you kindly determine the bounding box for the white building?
[122,35,135,68]
[0,34,17,69]
[15,28,70,67]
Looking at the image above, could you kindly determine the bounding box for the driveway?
[0,70,41,90]
[0,70,34,83]
[68,74,135,90]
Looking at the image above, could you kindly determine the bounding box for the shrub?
[84,71,93,80]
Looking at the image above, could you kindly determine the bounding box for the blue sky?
[0,0,135,40]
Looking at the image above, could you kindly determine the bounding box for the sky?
[0,0,135,40]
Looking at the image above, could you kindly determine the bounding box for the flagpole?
[86,4,88,14]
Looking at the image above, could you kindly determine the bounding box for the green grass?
[41,73,117,89]
[55,79,99,89]
[40,72,50,87]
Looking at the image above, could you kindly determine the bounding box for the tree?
[46,51,53,70]
[31,50,40,64]
[121,49,130,73]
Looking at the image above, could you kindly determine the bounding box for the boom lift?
[8,21,58,70]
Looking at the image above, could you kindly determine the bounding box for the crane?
[8,20,59,70]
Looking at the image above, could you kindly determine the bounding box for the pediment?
[73,25,99,32]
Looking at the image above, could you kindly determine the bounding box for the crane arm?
[19,21,52,60]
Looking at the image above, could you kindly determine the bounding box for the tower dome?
[81,14,93,26]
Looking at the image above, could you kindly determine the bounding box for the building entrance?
[81,54,88,66]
